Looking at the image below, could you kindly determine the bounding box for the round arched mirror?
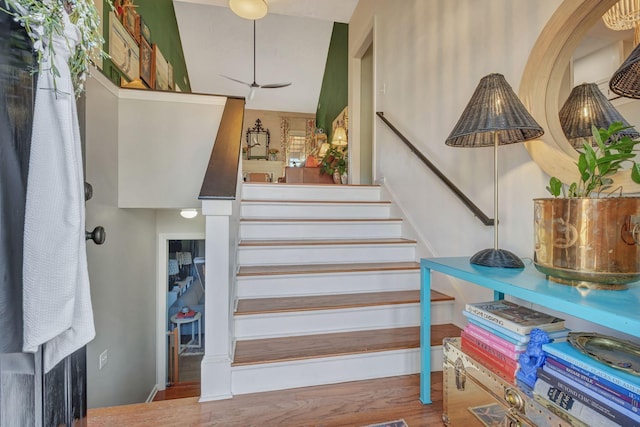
[520,0,640,193]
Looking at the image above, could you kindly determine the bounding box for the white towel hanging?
[22,12,95,372]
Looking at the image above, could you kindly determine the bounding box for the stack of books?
[461,300,567,382]
[535,341,640,426]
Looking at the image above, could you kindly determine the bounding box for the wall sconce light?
[180,209,198,219]
[229,0,268,20]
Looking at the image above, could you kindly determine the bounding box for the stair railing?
[376,112,494,226]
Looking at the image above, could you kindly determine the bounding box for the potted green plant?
[534,122,640,289]
[320,146,347,184]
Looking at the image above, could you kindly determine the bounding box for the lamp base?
[470,248,524,268]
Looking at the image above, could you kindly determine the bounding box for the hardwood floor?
[89,373,444,427]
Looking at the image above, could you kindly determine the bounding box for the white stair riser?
[241,202,391,219]
[238,244,415,266]
[237,270,419,298]
[242,184,382,202]
[235,301,453,339]
[235,304,418,339]
[231,346,444,395]
[232,349,419,394]
[240,220,402,240]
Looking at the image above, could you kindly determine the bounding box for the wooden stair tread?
[239,238,416,247]
[232,324,462,366]
[238,261,420,277]
[243,183,380,187]
[236,290,421,315]
[240,218,402,222]
[242,199,390,204]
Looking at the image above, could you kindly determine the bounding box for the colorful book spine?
[534,378,617,427]
[464,323,526,358]
[538,367,640,426]
[463,310,570,345]
[463,310,529,344]
[542,341,640,396]
[461,329,519,361]
[532,393,590,427]
[545,356,639,410]
[460,334,519,381]
[464,300,565,335]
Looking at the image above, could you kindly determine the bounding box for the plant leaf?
[632,162,640,184]
[547,177,562,197]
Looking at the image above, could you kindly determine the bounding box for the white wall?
[85,73,209,408]
[349,0,560,324]
[349,0,640,342]
[85,73,158,408]
[118,91,226,209]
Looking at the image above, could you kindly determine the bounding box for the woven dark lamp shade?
[610,42,640,99]
[559,82,639,148]
[445,73,544,269]
[445,73,544,147]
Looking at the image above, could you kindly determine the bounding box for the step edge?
[232,324,460,367]
[238,238,417,247]
[235,299,421,316]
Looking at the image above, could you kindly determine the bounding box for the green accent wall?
[102,0,190,91]
[316,23,348,141]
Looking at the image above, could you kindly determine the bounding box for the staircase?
[231,183,460,395]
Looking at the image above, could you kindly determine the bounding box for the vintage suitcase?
[442,337,579,427]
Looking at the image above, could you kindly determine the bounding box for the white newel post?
[200,199,234,401]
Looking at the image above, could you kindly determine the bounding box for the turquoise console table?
[419,256,640,404]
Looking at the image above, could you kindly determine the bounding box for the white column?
[199,199,234,401]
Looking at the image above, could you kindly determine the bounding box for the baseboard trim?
[146,385,159,403]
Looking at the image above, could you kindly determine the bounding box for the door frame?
[350,19,376,185]
[156,232,205,391]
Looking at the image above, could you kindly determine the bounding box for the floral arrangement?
[1,0,109,96]
[320,146,347,176]
[268,148,279,154]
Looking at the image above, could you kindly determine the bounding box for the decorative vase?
[341,172,348,184]
[533,197,640,289]
[333,170,341,184]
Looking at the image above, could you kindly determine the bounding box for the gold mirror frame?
[520,0,640,193]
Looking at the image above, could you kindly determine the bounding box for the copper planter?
[533,198,640,289]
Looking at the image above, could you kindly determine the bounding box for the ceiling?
[173,0,358,113]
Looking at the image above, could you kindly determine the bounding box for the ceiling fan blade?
[220,74,251,87]
[248,86,257,101]
[259,83,292,89]
[223,22,292,96]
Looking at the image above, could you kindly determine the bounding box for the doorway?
[156,233,205,393]
[167,239,205,384]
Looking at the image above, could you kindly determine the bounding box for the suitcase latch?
[454,357,466,391]
[504,387,525,412]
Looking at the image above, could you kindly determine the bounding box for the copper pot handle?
[621,215,640,245]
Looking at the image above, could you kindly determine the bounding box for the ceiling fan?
[221,20,292,100]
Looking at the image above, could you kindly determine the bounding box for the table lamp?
[559,82,639,147]
[610,37,640,99]
[445,73,544,268]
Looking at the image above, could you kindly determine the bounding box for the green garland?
[1,0,109,96]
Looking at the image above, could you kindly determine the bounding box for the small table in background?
[170,311,202,353]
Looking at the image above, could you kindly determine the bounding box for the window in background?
[287,131,306,166]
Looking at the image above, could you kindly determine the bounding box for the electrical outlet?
[99,349,108,370]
